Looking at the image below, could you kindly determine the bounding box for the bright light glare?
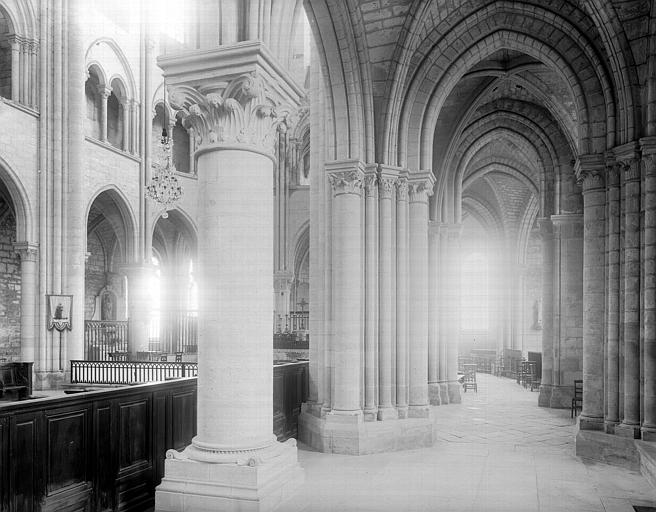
[145,0,186,41]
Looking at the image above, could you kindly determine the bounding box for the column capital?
[327,161,364,196]
[396,175,409,202]
[13,242,38,262]
[97,85,112,99]
[160,42,303,157]
[364,165,378,198]
[378,165,402,200]
[575,154,605,192]
[408,171,435,204]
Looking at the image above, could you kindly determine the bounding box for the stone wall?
[0,210,20,361]
[85,231,105,320]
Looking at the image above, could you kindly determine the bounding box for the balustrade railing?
[70,360,198,385]
[84,320,129,361]
[274,311,309,334]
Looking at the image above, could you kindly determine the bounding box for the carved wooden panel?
[12,414,38,512]
[45,410,88,494]
[171,391,195,451]
[118,399,149,470]
[94,404,114,511]
[0,416,8,511]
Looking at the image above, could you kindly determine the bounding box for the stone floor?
[285,373,656,512]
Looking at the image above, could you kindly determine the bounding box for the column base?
[363,408,378,422]
[579,414,605,431]
[428,383,442,405]
[439,382,450,404]
[641,424,656,442]
[615,422,641,440]
[605,420,619,435]
[408,405,431,418]
[575,428,640,470]
[377,406,398,421]
[538,385,552,407]
[549,384,575,409]
[298,409,433,455]
[396,406,408,419]
[447,382,461,404]
[155,439,303,512]
[33,370,66,391]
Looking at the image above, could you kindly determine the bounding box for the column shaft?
[194,149,274,449]
[364,171,378,420]
[606,163,621,429]
[99,87,109,142]
[329,168,364,414]
[618,159,641,436]
[428,223,440,404]
[538,218,554,407]
[10,36,19,102]
[579,165,606,430]
[396,177,409,417]
[642,148,656,440]
[438,225,449,403]
[446,225,462,403]
[15,244,38,363]
[408,176,432,417]
[378,173,397,419]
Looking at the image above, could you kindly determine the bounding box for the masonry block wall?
[0,209,20,361]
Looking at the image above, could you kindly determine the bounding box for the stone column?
[64,0,87,368]
[616,154,641,439]
[438,224,450,403]
[549,213,584,408]
[538,218,555,407]
[408,173,434,417]
[9,35,20,102]
[121,99,130,151]
[396,175,409,418]
[577,156,606,431]
[428,221,441,405]
[13,243,38,363]
[98,85,110,142]
[156,51,303,511]
[273,271,293,332]
[377,169,398,420]
[641,139,656,441]
[328,164,364,414]
[364,169,378,421]
[122,265,153,357]
[605,161,621,432]
[446,224,462,403]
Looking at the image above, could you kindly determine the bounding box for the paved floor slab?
[286,373,656,511]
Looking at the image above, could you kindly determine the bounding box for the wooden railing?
[84,320,129,360]
[70,360,198,385]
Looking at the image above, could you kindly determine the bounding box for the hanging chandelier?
[146,85,183,219]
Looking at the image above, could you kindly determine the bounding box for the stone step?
[636,440,656,489]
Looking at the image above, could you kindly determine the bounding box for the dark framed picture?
[47,294,73,331]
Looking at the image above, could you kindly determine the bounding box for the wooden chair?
[175,352,183,362]
[463,364,477,393]
[571,380,583,417]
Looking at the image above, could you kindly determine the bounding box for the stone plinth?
[298,409,434,455]
[156,440,303,512]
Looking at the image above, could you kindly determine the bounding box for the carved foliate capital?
[644,154,656,177]
[396,178,409,201]
[169,73,293,155]
[606,162,620,187]
[577,169,605,192]
[379,176,397,199]
[408,174,435,203]
[328,170,364,196]
[13,242,38,262]
[364,174,378,198]
[621,158,640,182]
